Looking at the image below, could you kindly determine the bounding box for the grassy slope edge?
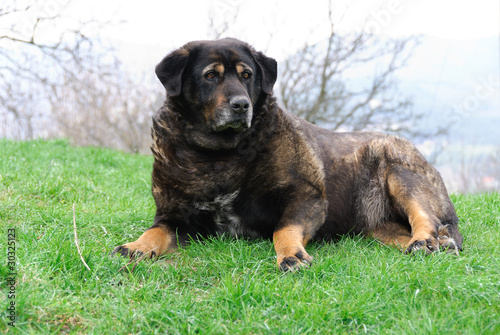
[0,139,499,334]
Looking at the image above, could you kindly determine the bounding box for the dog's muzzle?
[214,96,253,133]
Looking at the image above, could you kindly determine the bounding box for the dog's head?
[155,38,277,150]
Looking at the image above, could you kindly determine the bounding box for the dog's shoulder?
[265,108,326,189]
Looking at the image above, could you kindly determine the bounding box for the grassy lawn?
[1,139,499,334]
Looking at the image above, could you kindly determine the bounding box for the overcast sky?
[4,0,497,67]
[67,0,499,60]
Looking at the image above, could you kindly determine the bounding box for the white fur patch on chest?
[194,190,252,237]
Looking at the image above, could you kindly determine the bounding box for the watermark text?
[6,228,17,328]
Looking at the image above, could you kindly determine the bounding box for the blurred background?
[1,0,499,193]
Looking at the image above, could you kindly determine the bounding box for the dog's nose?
[230,96,250,114]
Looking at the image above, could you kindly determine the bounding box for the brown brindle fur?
[112,38,463,271]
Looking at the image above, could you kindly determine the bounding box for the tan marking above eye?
[236,62,253,78]
[202,62,224,78]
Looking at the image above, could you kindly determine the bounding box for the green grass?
[1,139,499,334]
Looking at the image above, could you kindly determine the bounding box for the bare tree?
[0,0,115,139]
[0,0,159,153]
[49,63,161,153]
[0,68,47,139]
[207,0,241,40]
[279,3,446,142]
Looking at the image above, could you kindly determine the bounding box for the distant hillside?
[396,36,499,192]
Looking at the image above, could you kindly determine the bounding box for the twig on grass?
[73,203,91,271]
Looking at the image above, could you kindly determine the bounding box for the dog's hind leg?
[369,221,412,250]
[371,173,462,255]
[385,168,445,254]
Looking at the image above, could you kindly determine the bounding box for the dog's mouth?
[214,120,249,133]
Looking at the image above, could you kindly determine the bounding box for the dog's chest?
[193,190,256,237]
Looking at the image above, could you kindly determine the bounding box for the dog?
[113,38,463,271]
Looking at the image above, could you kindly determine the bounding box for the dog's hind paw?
[404,236,439,255]
[437,225,461,255]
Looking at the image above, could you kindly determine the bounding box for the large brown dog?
[113,38,463,271]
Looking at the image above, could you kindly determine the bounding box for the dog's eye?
[205,72,218,81]
[242,72,252,80]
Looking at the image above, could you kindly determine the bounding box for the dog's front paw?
[111,226,175,259]
[112,241,159,259]
[277,250,313,272]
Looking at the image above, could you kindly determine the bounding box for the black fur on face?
[155,38,277,151]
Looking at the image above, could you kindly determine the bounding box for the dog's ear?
[155,48,190,97]
[252,51,277,95]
